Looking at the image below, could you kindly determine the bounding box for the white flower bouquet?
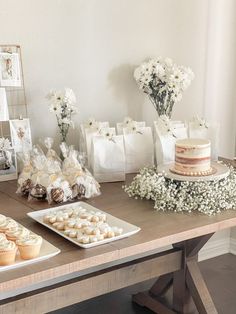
[134,57,194,117]
[47,88,78,143]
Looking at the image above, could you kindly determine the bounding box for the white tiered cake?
[171,138,213,176]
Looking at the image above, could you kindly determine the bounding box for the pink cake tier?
[172,138,212,176]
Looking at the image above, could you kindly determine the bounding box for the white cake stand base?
[158,161,230,182]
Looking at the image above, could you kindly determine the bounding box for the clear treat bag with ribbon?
[59,143,100,199]
[71,169,101,200]
[47,177,72,204]
[188,116,220,160]
[43,137,63,182]
[123,122,154,173]
[44,137,62,166]
[91,128,125,182]
[60,143,84,185]
[28,146,56,200]
[116,117,146,135]
[16,151,34,196]
[60,142,100,200]
[154,116,188,165]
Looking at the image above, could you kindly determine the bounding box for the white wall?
[0,0,216,148]
[0,0,235,155]
[204,0,236,158]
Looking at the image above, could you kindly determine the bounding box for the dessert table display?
[0,160,235,314]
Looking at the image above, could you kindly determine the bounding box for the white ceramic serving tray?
[27,202,141,249]
[0,238,60,272]
[158,161,230,182]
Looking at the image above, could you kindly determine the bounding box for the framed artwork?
[0,88,9,121]
[0,138,17,181]
[9,118,32,153]
[0,52,21,87]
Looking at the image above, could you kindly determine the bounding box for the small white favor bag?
[154,117,188,165]
[116,117,146,135]
[188,117,220,160]
[79,118,109,154]
[123,126,154,173]
[91,134,125,183]
[84,124,111,168]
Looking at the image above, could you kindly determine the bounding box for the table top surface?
[0,161,235,293]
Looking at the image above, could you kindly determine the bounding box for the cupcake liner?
[0,247,17,266]
[17,243,42,260]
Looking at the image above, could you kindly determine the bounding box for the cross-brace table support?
[133,233,218,314]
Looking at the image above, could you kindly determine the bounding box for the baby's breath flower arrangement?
[124,165,236,216]
[47,88,78,143]
[134,57,194,118]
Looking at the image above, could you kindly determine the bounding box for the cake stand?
[158,161,230,182]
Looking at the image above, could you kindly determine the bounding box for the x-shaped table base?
[133,233,218,314]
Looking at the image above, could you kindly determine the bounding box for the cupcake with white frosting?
[6,226,30,242]
[0,239,17,265]
[0,233,6,242]
[16,234,42,260]
[0,214,6,224]
[0,218,18,233]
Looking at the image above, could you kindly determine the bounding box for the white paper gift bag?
[91,134,125,183]
[189,118,220,160]
[79,119,109,154]
[117,119,146,135]
[85,125,112,168]
[123,126,154,173]
[154,117,188,164]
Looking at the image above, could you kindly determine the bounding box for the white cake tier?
[174,138,211,176]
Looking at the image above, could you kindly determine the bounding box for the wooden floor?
[51,253,236,314]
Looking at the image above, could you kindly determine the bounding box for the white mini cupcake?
[0,218,18,233]
[0,214,6,224]
[16,234,42,260]
[0,233,6,242]
[6,226,30,242]
[0,239,17,265]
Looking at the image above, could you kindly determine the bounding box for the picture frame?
[9,118,32,153]
[0,87,9,121]
[0,138,17,181]
[0,52,21,87]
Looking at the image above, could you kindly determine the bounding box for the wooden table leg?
[133,233,218,314]
[133,292,176,314]
[186,259,217,314]
[150,273,173,296]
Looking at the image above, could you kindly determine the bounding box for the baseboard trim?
[230,238,236,255]
[199,238,230,261]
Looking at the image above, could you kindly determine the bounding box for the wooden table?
[0,168,235,314]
